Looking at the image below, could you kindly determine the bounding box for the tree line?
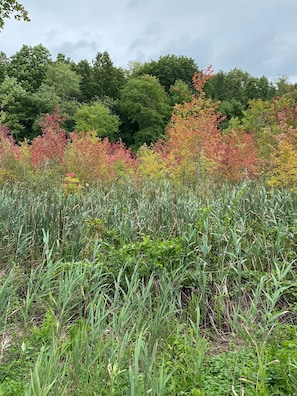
[1,44,294,150]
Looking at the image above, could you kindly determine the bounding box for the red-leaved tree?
[30,107,67,169]
[214,129,258,182]
[105,140,136,179]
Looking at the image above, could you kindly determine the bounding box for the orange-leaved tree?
[158,66,260,184]
[162,66,224,185]
[65,132,135,184]
[64,131,109,184]
[163,66,223,184]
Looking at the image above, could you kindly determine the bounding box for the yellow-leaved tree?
[268,140,297,192]
[268,104,297,191]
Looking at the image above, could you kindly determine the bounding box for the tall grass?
[0,179,296,394]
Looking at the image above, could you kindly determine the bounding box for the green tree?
[132,54,198,92]
[7,44,51,92]
[55,53,74,65]
[91,51,126,100]
[120,74,171,148]
[32,63,81,134]
[0,76,34,138]
[0,0,29,29]
[74,59,93,102]
[33,84,60,115]
[0,51,8,83]
[73,102,120,138]
[274,76,297,100]
[125,60,144,78]
[43,62,81,100]
[218,99,244,129]
[204,69,249,103]
[241,98,287,166]
[169,79,192,105]
[205,68,275,105]
[205,68,275,129]
[244,76,275,102]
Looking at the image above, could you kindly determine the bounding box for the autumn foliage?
[267,103,297,190]
[30,108,66,169]
[0,125,20,165]
[214,129,258,181]
[65,131,135,183]
[1,67,297,190]
[147,66,259,184]
[0,125,20,181]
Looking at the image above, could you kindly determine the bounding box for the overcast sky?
[1,0,297,81]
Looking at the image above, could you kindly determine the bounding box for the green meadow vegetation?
[0,179,296,395]
[1,4,297,394]
[0,63,296,395]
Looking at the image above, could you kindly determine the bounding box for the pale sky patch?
[0,0,296,81]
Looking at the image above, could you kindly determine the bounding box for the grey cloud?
[125,0,155,10]
[1,0,297,81]
[51,39,101,61]
[160,34,216,69]
[128,21,162,52]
